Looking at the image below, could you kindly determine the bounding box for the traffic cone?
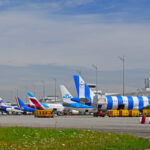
[140,116,146,124]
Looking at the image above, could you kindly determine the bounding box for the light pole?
[16,88,18,97]
[92,64,98,102]
[53,78,56,102]
[24,86,28,103]
[76,69,82,76]
[42,80,45,101]
[119,56,125,96]
[32,83,36,96]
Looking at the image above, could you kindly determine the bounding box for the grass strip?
[0,127,149,150]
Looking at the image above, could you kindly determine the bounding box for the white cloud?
[0,1,149,72]
[0,11,150,71]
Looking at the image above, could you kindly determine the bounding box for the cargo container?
[119,109,129,117]
[143,109,150,117]
[34,110,53,118]
[129,110,140,117]
[108,110,119,117]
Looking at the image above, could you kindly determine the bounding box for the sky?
[0,0,150,102]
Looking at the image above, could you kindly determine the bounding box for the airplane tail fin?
[60,85,73,103]
[16,97,26,109]
[27,92,44,110]
[73,75,94,103]
[0,98,5,104]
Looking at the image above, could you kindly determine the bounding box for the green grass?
[0,127,149,150]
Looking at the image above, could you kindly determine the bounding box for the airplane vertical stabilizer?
[60,85,73,103]
[15,97,26,109]
[28,92,44,110]
[0,98,5,105]
[73,75,95,104]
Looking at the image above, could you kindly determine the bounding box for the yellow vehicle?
[34,110,53,118]
[129,110,140,117]
[108,110,119,117]
[119,109,129,117]
[143,109,150,117]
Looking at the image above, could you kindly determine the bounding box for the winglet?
[27,92,35,98]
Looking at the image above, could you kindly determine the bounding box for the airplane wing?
[63,102,71,107]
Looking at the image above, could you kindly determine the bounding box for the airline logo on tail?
[63,94,72,99]
[80,81,84,87]
[28,92,44,110]
[60,85,73,104]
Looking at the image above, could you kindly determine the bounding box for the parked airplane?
[0,98,21,114]
[72,75,150,111]
[16,97,37,113]
[27,92,64,114]
[60,85,97,113]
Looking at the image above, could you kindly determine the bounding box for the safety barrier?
[140,116,150,124]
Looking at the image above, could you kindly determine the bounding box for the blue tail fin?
[74,75,80,97]
[74,75,93,99]
[16,97,26,108]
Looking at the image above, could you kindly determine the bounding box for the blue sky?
[1,0,150,22]
[0,0,150,101]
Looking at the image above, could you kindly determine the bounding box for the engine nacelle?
[71,110,80,115]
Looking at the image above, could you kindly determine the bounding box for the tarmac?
[0,115,150,139]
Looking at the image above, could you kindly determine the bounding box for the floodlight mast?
[42,80,45,101]
[92,64,98,103]
[53,78,56,102]
[118,56,125,96]
[76,69,82,76]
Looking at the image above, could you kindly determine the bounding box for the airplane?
[60,85,97,113]
[27,92,64,114]
[0,98,22,114]
[72,75,150,111]
[16,97,37,113]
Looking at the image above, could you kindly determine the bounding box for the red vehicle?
[93,111,105,117]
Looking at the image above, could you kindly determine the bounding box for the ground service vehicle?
[143,109,150,117]
[93,111,105,117]
[34,110,53,118]
[129,110,140,117]
[119,109,129,117]
[108,110,119,117]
